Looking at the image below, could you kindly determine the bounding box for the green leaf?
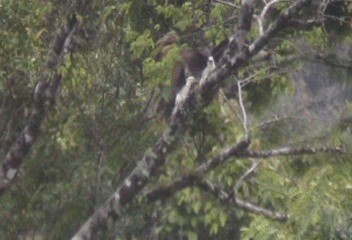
[186,231,198,240]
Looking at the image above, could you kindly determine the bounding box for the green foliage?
[242,155,352,240]
[158,186,231,239]
[143,46,181,88]
[155,1,207,32]
[1,0,352,239]
[129,30,155,58]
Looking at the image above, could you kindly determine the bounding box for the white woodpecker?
[200,56,216,86]
[172,76,197,115]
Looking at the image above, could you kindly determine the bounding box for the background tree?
[0,0,351,239]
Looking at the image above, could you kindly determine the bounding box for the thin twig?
[237,80,248,138]
[260,0,287,23]
[213,0,240,9]
[239,145,345,158]
[234,159,261,193]
[253,115,317,130]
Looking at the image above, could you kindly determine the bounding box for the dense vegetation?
[0,0,351,239]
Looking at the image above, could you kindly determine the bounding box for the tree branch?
[238,145,345,158]
[0,15,79,196]
[213,0,239,9]
[248,0,312,56]
[237,80,249,138]
[200,0,313,102]
[234,159,261,193]
[144,141,343,204]
[145,138,251,202]
[143,143,343,224]
[197,180,288,221]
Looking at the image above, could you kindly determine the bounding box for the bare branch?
[201,0,257,93]
[145,141,343,203]
[0,15,79,196]
[144,146,286,222]
[145,173,199,202]
[201,0,313,100]
[237,80,249,138]
[146,177,288,222]
[239,145,345,158]
[213,0,240,9]
[253,114,312,130]
[248,0,313,56]
[145,138,251,202]
[255,0,290,35]
[143,143,343,225]
[288,18,323,29]
[197,180,288,222]
[234,159,261,192]
[260,0,287,25]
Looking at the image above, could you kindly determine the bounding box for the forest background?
[0,0,352,239]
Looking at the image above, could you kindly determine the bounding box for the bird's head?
[207,56,216,68]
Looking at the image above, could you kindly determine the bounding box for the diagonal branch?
[234,159,261,193]
[200,0,313,103]
[143,143,343,223]
[144,141,343,204]
[145,139,251,202]
[248,0,312,57]
[0,15,79,196]
[197,180,288,221]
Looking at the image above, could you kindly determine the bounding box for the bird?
[153,32,227,116]
[200,56,216,86]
